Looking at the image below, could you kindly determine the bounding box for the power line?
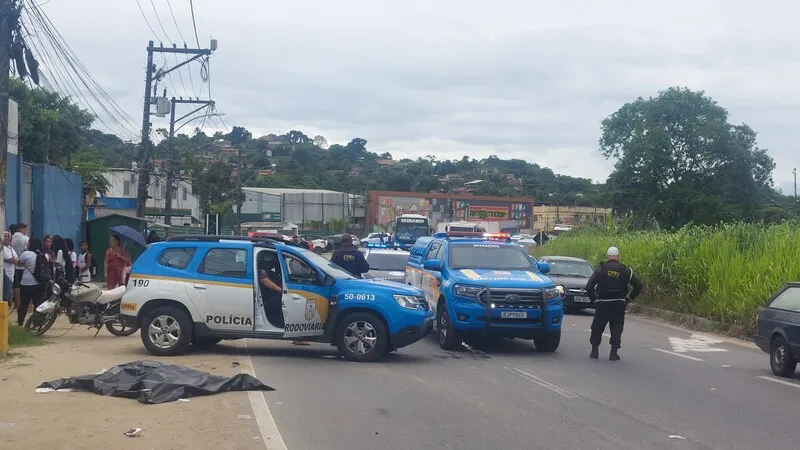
[135,0,162,41]
[189,0,201,47]
[148,0,172,42]
[165,0,186,43]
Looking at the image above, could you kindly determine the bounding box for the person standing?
[65,238,79,277]
[17,238,49,326]
[104,234,131,289]
[11,223,29,308]
[585,246,643,361]
[3,231,19,304]
[77,240,94,283]
[330,234,369,278]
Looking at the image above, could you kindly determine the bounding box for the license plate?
[500,311,528,319]
[573,296,591,303]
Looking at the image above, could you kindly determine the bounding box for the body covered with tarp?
[37,360,274,404]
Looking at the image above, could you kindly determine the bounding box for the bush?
[532,222,800,332]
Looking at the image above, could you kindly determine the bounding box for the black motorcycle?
[24,268,139,337]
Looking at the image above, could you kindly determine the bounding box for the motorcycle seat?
[97,285,126,305]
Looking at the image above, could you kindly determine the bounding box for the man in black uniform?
[585,246,643,361]
[331,234,370,278]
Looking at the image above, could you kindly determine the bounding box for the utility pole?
[164,97,214,225]
[234,145,242,235]
[137,40,216,218]
[0,0,10,313]
[794,168,797,202]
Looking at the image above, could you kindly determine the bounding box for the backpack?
[33,252,54,284]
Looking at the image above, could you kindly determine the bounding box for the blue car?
[120,235,434,362]
[406,232,563,351]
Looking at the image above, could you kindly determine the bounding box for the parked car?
[537,256,595,312]
[119,235,434,362]
[361,232,390,247]
[755,282,800,377]
[324,234,344,252]
[301,236,328,254]
[361,246,410,283]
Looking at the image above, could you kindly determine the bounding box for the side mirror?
[324,274,336,286]
[423,259,442,271]
[537,261,551,274]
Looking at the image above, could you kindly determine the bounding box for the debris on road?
[123,428,142,437]
[36,360,275,404]
[668,435,686,440]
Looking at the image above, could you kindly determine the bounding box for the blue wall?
[31,164,82,244]
[4,153,23,227]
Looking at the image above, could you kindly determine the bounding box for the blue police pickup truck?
[120,235,434,362]
[406,232,563,351]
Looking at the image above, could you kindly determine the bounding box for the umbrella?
[110,225,147,247]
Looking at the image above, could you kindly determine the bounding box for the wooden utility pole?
[0,0,11,306]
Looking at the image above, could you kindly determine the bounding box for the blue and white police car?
[406,232,563,351]
[119,235,433,362]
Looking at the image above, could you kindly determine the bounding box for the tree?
[599,87,775,229]
[229,126,252,146]
[312,135,328,149]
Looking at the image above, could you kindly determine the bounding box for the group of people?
[2,223,134,326]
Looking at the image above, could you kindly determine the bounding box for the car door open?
[278,251,332,338]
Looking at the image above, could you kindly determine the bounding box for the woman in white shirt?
[3,231,18,304]
[18,237,47,326]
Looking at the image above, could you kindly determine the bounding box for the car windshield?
[296,249,357,279]
[395,224,428,242]
[448,243,533,270]
[366,252,408,271]
[546,260,594,277]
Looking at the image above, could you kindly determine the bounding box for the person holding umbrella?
[105,234,131,289]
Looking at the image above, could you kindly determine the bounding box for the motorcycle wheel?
[25,311,59,336]
[105,320,140,337]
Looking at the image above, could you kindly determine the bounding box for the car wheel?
[770,336,797,378]
[534,330,561,353]
[193,337,222,348]
[314,246,324,254]
[335,311,388,362]
[141,306,192,356]
[437,301,462,350]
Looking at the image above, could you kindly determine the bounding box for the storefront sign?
[467,206,508,221]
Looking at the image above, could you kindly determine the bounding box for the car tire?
[314,246,324,255]
[437,301,462,350]
[141,306,193,356]
[534,330,561,353]
[770,336,797,378]
[335,311,388,362]
[193,337,222,348]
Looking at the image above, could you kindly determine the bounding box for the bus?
[393,214,430,250]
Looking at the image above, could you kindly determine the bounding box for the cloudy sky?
[38,0,799,193]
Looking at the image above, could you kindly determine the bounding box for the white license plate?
[500,311,528,319]
[573,296,591,303]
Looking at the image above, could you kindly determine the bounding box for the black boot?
[610,348,620,361]
[590,346,599,359]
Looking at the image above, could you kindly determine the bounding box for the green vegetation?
[8,324,45,348]
[533,223,800,332]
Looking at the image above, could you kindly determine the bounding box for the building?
[366,190,535,232]
[92,167,201,225]
[238,187,366,231]
[531,205,611,232]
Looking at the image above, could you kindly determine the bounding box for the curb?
[627,304,754,341]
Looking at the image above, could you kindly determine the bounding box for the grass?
[532,222,800,334]
[7,323,45,349]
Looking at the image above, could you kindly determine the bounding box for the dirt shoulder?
[0,318,268,449]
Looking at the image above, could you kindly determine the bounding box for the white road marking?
[241,340,287,450]
[757,376,800,389]
[651,348,704,361]
[582,329,611,338]
[668,334,727,353]
[506,367,577,399]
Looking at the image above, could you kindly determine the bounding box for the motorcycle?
[24,268,139,337]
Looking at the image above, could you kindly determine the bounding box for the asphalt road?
[239,311,800,450]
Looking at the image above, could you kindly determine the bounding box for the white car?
[360,232,391,247]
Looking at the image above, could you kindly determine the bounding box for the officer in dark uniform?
[331,234,370,278]
[585,246,643,361]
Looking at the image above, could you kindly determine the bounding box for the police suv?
[406,232,563,351]
[119,235,434,362]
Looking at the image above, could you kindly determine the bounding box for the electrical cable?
[189,0,201,47]
[135,0,163,42]
[148,0,173,43]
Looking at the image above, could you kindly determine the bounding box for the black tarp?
[37,360,275,404]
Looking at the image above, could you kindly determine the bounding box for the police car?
[119,235,434,362]
[406,232,563,351]
[360,244,410,283]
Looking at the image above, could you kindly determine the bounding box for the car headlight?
[394,294,423,310]
[543,287,560,301]
[50,283,62,296]
[556,285,564,295]
[453,284,485,298]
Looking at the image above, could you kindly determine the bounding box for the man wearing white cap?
[584,246,643,361]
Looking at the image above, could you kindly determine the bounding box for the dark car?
[537,256,595,312]
[360,247,410,283]
[324,234,344,252]
[755,282,800,377]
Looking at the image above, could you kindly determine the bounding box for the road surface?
[240,312,799,450]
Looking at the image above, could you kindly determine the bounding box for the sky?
[35,0,800,193]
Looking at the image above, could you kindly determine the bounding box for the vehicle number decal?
[343,293,376,301]
[130,279,150,287]
[120,302,137,311]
